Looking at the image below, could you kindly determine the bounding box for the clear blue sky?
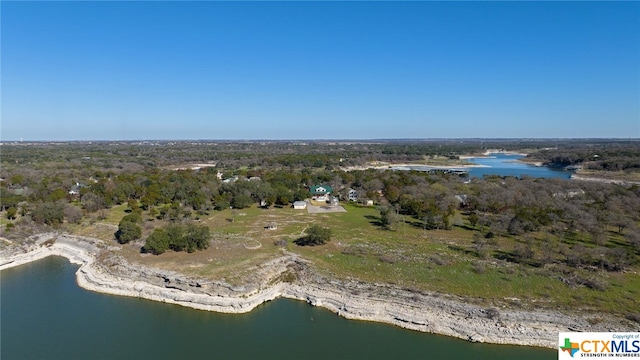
[2,1,639,141]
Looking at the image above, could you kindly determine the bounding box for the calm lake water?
[467,153,572,179]
[1,257,555,359]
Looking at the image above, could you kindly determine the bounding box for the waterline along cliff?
[2,233,636,349]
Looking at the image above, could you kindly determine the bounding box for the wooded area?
[1,140,639,278]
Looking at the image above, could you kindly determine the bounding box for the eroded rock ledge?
[2,233,637,349]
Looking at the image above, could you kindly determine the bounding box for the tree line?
[2,141,638,267]
[526,141,640,172]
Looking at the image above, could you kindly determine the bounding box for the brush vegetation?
[1,139,639,318]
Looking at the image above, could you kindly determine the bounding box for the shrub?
[6,207,17,220]
[143,223,210,255]
[273,239,288,247]
[295,225,331,246]
[626,313,640,324]
[472,262,486,274]
[430,255,448,266]
[115,221,142,244]
[486,307,501,320]
[97,210,108,220]
[379,254,399,264]
[31,202,64,226]
[184,224,210,252]
[64,205,83,224]
[142,229,170,255]
[120,212,142,224]
[231,194,253,209]
[584,277,609,291]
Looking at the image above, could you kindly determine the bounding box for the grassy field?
[70,202,640,316]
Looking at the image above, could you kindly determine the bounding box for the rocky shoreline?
[2,233,636,349]
[570,173,640,185]
[340,162,487,172]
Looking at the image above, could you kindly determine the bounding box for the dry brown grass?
[90,206,318,285]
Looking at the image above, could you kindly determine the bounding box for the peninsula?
[1,140,639,350]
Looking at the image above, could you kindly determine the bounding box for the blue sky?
[2,1,639,141]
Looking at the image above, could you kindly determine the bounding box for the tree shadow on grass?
[294,236,321,246]
[494,250,517,263]
[407,220,426,229]
[455,224,477,231]
[447,244,476,257]
[608,237,632,249]
[493,250,542,267]
[364,215,383,227]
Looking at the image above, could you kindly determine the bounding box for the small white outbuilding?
[293,201,307,210]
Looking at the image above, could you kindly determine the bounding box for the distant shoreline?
[343,151,534,172]
[481,150,529,157]
[341,162,488,172]
[3,233,636,349]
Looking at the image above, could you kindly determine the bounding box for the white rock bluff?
[2,234,637,349]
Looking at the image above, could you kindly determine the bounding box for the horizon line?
[2,137,640,143]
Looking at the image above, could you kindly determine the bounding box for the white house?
[222,176,239,184]
[310,185,333,202]
[347,188,358,201]
[293,201,307,210]
[68,182,85,196]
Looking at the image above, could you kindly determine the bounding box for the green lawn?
[100,203,129,225]
[281,203,639,315]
